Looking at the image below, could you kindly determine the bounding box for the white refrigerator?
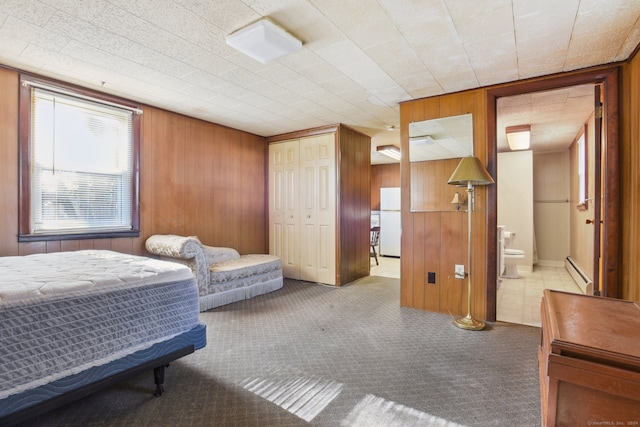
[380,187,401,257]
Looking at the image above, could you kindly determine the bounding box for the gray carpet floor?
[21,276,541,426]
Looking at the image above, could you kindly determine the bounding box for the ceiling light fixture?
[409,135,436,145]
[505,125,531,151]
[376,145,401,160]
[226,19,302,64]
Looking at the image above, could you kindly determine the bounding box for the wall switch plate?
[455,264,465,279]
[428,272,436,283]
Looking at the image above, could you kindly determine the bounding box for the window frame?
[18,74,141,242]
[576,125,588,210]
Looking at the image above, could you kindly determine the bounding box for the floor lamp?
[448,156,495,331]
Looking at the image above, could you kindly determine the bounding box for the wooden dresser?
[539,289,640,426]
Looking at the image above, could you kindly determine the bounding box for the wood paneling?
[139,106,268,255]
[338,125,371,284]
[0,67,268,257]
[0,67,19,257]
[620,53,640,303]
[400,90,486,318]
[371,164,400,210]
[410,158,461,212]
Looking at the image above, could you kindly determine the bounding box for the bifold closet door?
[269,140,300,279]
[299,134,336,285]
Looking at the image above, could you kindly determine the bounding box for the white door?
[269,140,300,279]
[299,134,336,284]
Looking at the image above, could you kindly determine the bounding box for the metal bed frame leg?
[153,365,168,397]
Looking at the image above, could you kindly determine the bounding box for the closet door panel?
[268,145,285,259]
[300,138,318,281]
[300,222,317,281]
[269,140,300,279]
[283,221,300,279]
[314,134,336,285]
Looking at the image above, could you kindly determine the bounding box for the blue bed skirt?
[0,323,206,423]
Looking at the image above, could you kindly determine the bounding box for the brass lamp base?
[454,314,485,331]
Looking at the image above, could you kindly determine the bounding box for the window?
[19,75,141,241]
[576,128,588,209]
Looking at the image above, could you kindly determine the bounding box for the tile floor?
[370,255,400,279]
[371,256,583,328]
[497,265,583,327]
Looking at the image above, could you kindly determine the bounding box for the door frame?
[485,66,620,322]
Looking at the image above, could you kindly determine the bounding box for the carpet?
[20,276,541,426]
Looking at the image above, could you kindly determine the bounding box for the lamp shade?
[448,156,494,186]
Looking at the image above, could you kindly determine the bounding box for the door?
[299,134,336,284]
[486,67,620,321]
[269,140,300,279]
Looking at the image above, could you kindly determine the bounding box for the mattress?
[0,250,201,402]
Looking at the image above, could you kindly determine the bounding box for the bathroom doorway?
[495,84,595,325]
[485,67,621,324]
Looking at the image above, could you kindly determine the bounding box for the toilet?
[498,225,526,278]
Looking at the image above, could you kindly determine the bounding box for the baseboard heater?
[565,256,593,295]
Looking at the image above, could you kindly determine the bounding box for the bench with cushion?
[145,234,283,311]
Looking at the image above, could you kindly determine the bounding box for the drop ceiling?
[497,84,595,154]
[1,1,638,164]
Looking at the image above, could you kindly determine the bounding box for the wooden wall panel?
[620,54,640,303]
[410,158,461,212]
[371,163,400,210]
[0,67,268,258]
[0,67,18,257]
[421,212,441,311]
[400,90,488,318]
[411,212,427,310]
[140,106,268,256]
[338,124,371,285]
[440,211,466,315]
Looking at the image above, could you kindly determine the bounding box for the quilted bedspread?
[0,250,200,400]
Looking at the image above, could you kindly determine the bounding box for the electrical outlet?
[455,264,465,279]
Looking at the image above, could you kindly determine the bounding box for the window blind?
[30,88,134,234]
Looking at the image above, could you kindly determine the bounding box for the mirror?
[409,113,473,212]
[409,113,473,162]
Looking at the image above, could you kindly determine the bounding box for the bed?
[0,249,207,425]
